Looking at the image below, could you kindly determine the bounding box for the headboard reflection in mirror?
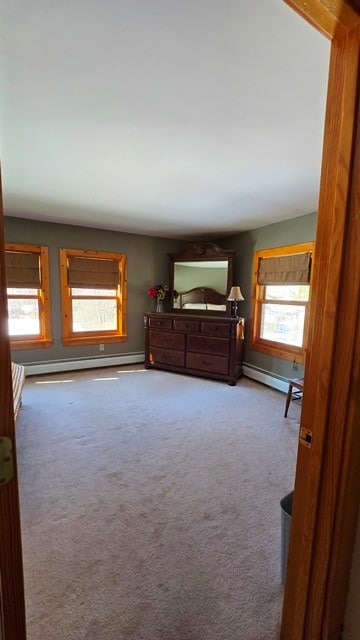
[168,242,236,316]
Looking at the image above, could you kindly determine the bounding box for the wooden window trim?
[251,242,315,363]
[6,243,52,350]
[60,248,128,346]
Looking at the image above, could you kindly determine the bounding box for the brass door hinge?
[300,427,313,449]
[0,437,14,486]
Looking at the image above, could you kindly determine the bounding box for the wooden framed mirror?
[167,242,235,316]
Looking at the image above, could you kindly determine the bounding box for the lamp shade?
[227,286,245,301]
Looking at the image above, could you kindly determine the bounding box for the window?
[60,248,127,346]
[5,243,52,350]
[251,242,314,363]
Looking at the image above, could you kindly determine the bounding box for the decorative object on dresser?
[168,242,235,316]
[144,312,244,385]
[147,283,179,313]
[227,285,245,318]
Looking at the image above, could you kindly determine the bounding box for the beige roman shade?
[68,256,120,289]
[258,252,311,285]
[6,251,41,288]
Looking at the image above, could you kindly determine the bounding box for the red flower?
[147,285,178,300]
[147,287,158,299]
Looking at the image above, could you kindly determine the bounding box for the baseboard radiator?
[242,363,290,394]
[23,353,145,376]
[23,355,291,393]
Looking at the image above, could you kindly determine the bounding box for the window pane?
[264,285,309,301]
[7,288,38,295]
[7,298,40,335]
[71,288,116,297]
[260,303,306,347]
[72,299,117,332]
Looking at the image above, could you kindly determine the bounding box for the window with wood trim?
[251,242,314,363]
[5,243,52,350]
[60,248,127,346]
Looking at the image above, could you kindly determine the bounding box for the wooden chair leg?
[284,383,293,417]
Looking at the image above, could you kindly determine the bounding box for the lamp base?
[232,301,239,318]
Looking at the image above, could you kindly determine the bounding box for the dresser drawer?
[173,319,200,333]
[149,347,185,367]
[149,330,185,350]
[149,316,173,330]
[186,352,229,375]
[187,334,229,357]
[144,312,242,384]
[200,321,230,337]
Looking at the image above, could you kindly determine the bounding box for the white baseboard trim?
[24,353,145,376]
[242,363,289,394]
[23,356,290,391]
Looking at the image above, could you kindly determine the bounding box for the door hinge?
[0,437,14,486]
[299,427,313,449]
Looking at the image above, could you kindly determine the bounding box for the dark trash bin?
[280,490,294,584]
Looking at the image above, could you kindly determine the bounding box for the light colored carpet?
[16,366,300,640]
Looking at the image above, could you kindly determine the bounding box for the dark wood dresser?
[144,313,244,385]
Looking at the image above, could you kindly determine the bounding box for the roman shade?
[68,256,120,289]
[258,252,311,285]
[6,251,41,288]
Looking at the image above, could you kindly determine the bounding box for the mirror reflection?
[168,242,235,315]
[173,261,228,310]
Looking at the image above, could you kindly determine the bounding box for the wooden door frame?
[0,170,27,638]
[281,1,360,639]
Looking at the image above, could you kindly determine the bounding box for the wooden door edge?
[280,3,360,640]
[0,169,27,638]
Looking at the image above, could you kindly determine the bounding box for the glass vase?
[155,298,164,313]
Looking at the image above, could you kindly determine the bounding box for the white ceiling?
[0,1,330,240]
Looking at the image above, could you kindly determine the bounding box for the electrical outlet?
[99,344,104,352]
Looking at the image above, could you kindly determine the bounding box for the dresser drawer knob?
[201,341,214,350]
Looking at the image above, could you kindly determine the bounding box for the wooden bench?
[284,377,304,417]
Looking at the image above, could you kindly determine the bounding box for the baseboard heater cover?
[23,356,292,390]
[242,363,290,394]
[24,353,145,376]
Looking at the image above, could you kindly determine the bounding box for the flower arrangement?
[147,284,169,300]
[147,285,179,300]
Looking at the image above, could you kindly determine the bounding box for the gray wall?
[5,212,317,377]
[221,212,317,379]
[5,217,184,365]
